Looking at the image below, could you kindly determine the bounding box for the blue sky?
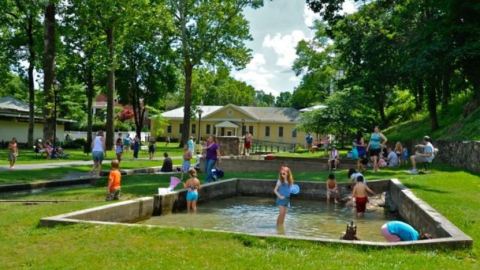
[232,0,356,96]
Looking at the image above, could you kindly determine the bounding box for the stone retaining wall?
[199,156,356,172]
[40,197,154,226]
[434,140,480,173]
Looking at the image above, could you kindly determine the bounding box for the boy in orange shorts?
[106,160,122,201]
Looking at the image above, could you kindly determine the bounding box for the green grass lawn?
[0,165,478,269]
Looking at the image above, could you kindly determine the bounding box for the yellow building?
[161,104,306,145]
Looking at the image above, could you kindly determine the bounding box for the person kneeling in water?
[381,221,432,242]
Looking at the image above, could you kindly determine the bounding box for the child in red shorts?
[352,175,375,217]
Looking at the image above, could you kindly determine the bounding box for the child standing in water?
[184,168,201,213]
[273,166,294,226]
[352,175,375,217]
[326,173,340,204]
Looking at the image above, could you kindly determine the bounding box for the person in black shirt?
[161,152,173,172]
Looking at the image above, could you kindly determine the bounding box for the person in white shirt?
[386,146,399,167]
[327,146,340,171]
[91,130,106,176]
[409,136,435,174]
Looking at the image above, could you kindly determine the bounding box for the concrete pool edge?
[40,178,473,249]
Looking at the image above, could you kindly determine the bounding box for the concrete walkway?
[0,161,94,171]
[0,156,186,171]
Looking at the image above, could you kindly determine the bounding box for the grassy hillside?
[385,94,480,142]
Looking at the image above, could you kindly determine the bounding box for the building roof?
[299,104,327,112]
[0,96,30,113]
[162,106,223,119]
[215,121,239,128]
[162,104,301,123]
[0,96,75,123]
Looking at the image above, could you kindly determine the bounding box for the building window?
[221,127,225,136]
[278,126,284,137]
[249,126,254,135]
[242,125,246,135]
[265,126,270,137]
[191,124,196,134]
[206,124,211,134]
[213,126,217,135]
[292,129,297,138]
[167,125,172,133]
[179,124,183,134]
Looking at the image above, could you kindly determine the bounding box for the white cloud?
[303,5,321,28]
[262,30,307,68]
[289,76,301,84]
[232,53,275,94]
[342,0,358,15]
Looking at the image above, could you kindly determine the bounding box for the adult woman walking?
[366,126,387,172]
[204,135,221,183]
[8,137,18,169]
[91,131,106,176]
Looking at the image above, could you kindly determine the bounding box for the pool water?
[140,196,390,241]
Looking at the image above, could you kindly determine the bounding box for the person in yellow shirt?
[106,160,122,201]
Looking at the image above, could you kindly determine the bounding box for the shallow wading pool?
[40,178,473,248]
[140,196,389,241]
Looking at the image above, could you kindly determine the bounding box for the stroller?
[211,167,224,181]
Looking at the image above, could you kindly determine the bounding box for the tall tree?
[166,0,263,146]
[191,67,256,106]
[42,1,56,141]
[116,2,177,138]
[62,0,109,150]
[0,1,42,146]
[275,92,293,107]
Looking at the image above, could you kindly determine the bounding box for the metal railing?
[250,139,296,153]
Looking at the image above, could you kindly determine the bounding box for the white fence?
[67,131,152,142]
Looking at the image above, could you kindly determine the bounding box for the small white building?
[0,96,73,143]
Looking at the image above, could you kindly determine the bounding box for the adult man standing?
[409,136,435,174]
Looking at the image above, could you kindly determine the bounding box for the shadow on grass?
[402,182,450,194]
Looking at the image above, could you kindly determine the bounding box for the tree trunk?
[180,61,193,147]
[42,2,56,143]
[373,85,387,127]
[131,88,143,139]
[106,26,115,150]
[86,67,94,153]
[414,81,424,112]
[27,17,35,147]
[426,79,439,131]
[441,67,452,111]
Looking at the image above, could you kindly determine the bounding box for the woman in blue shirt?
[367,126,387,172]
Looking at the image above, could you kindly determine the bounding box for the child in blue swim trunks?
[273,166,294,226]
[184,168,201,213]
